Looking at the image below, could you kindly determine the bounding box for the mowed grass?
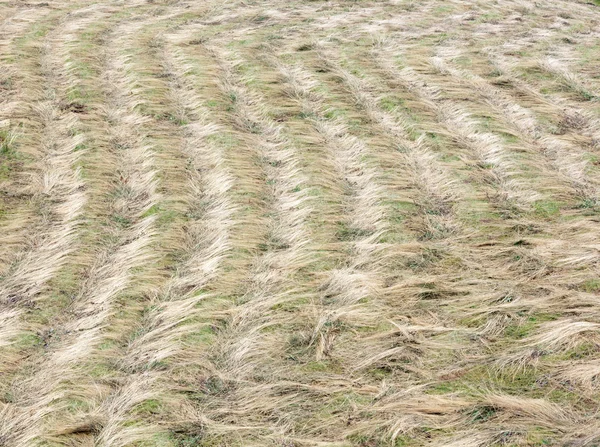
[1,0,600,446]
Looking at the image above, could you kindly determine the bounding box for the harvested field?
[1,0,600,445]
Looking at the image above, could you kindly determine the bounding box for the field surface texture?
[1,0,600,445]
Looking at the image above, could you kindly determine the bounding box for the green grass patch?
[303,360,331,372]
[533,200,561,218]
[347,432,413,447]
[323,108,347,120]
[66,87,91,103]
[88,362,115,378]
[554,341,599,360]
[379,95,404,112]
[142,204,162,218]
[468,405,497,422]
[140,203,179,228]
[112,214,132,228]
[135,399,163,415]
[0,129,15,155]
[429,366,543,399]
[581,278,600,293]
[14,333,43,350]
[0,128,19,180]
[206,132,239,149]
[64,397,91,414]
[336,221,374,241]
[505,313,559,340]
[525,427,556,446]
[184,325,216,345]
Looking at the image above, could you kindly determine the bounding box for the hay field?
[1,0,600,445]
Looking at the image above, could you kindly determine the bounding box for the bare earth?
[1,0,600,445]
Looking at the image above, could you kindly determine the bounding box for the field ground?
[1,0,600,445]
